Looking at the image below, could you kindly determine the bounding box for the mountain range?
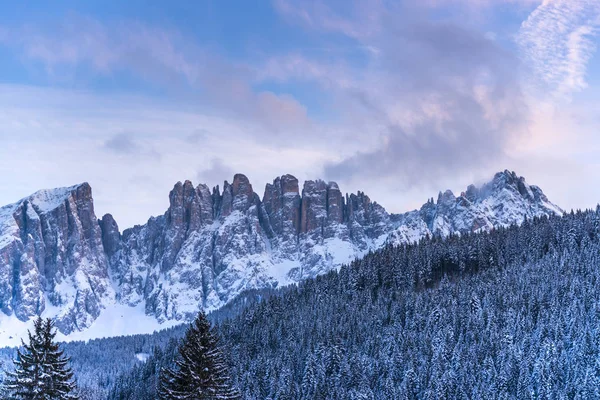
[0,170,562,338]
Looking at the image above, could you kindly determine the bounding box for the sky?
[1,0,600,229]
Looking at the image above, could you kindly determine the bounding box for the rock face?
[0,170,563,335]
[0,184,114,334]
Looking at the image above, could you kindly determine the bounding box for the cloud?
[0,84,331,228]
[272,0,377,39]
[14,16,200,85]
[103,133,139,154]
[271,1,527,188]
[197,158,235,186]
[102,132,161,160]
[1,14,310,134]
[424,0,541,7]
[518,0,600,102]
[186,129,210,144]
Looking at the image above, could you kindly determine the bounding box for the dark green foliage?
[3,317,78,399]
[158,312,240,400]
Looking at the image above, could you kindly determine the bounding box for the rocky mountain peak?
[0,182,113,334]
[280,174,300,194]
[30,182,92,211]
[404,170,563,237]
[300,180,328,234]
[475,170,561,213]
[484,170,533,200]
[465,184,479,202]
[232,173,252,194]
[263,175,301,239]
[0,170,564,338]
[230,173,256,212]
[437,189,456,206]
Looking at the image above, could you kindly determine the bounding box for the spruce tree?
[158,311,240,400]
[3,317,79,400]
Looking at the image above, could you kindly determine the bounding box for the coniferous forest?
[4,208,600,398]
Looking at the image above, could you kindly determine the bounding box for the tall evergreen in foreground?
[3,317,79,400]
[158,311,240,400]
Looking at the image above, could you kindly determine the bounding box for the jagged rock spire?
[0,170,562,337]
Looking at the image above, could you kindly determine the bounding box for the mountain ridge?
[0,170,563,340]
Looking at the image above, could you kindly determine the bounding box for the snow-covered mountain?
[0,184,114,336]
[0,170,562,339]
[388,170,563,244]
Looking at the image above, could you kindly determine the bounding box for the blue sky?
[1,0,600,228]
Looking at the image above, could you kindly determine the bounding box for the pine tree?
[158,311,240,400]
[3,317,79,400]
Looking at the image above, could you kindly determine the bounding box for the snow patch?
[28,185,79,213]
[135,353,151,362]
[0,303,183,348]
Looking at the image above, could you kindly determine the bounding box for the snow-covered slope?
[0,170,562,342]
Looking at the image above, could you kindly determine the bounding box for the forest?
[4,208,600,399]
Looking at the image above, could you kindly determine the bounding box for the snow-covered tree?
[3,317,78,399]
[109,207,600,398]
[158,311,240,400]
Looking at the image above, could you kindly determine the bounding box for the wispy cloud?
[197,158,235,187]
[1,14,310,134]
[103,133,140,154]
[272,0,380,39]
[102,132,162,160]
[518,0,600,101]
[425,0,541,7]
